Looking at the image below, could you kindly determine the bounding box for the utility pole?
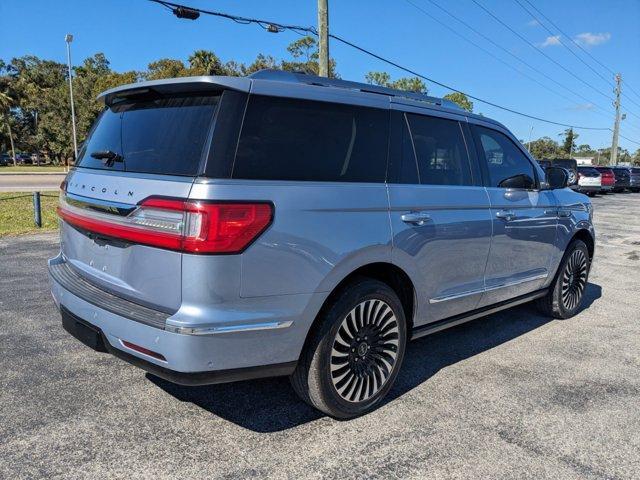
[317,0,329,77]
[65,34,78,171]
[527,126,534,151]
[610,73,622,165]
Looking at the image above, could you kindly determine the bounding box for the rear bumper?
[49,254,323,383]
[60,306,296,385]
[577,185,600,192]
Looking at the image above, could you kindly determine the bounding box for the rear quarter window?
[232,95,389,183]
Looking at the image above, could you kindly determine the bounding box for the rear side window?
[474,126,536,189]
[232,95,389,182]
[77,95,219,176]
[404,113,472,186]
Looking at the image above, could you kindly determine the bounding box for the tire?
[537,239,590,319]
[291,278,407,419]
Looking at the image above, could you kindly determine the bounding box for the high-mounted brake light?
[57,196,273,254]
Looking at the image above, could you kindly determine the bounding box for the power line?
[513,0,613,89]
[517,0,640,122]
[406,0,614,122]
[619,132,640,147]
[519,0,640,105]
[470,0,616,105]
[146,0,611,131]
[402,0,587,109]
[328,33,610,130]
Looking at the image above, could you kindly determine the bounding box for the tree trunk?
[3,112,16,166]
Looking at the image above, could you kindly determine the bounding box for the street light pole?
[65,34,78,170]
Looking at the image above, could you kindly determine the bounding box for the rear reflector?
[121,340,166,361]
[57,196,273,254]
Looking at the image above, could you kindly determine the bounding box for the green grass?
[0,192,59,236]
[0,165,67,174]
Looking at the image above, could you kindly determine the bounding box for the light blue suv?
[49,70,595,418]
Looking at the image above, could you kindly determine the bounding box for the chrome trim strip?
[165,320,294,336]
[429,287,484,304]
[429,273,548,304]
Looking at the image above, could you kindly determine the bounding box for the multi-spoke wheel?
[537,239,591,319]
[561,249,588,311]
[330,300,399,403]
[291,279,407,418]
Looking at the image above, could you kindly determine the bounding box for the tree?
[188,50,225,76]
[144,59,188,81]
[240,54,279,76]
[526,136,563,159]
[443,92,473,112]
[560,128,579,155]
[0,89,16,165]
[365,71,427,93]
[9,55,71,163]
[281,36,338,77]
[633,148,640,166]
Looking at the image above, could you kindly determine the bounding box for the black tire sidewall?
[552,240,590,318]
[313,279,407,418]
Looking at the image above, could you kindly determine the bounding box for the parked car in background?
[15,153,33,164]
[551,158,578,189]
[629,167,640,192]
[594,166,615,194]
[576,166,601,196]
[49,70,596,418]
[0,153,11,166]
[537,159,551,170]
[611,166,631,193]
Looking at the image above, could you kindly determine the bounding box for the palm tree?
[0,90,16,166]
[188,50,224,75]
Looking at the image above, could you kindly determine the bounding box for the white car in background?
[577,166,602,196]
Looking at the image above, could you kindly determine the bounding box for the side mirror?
[498,174,535,189]
[545,166,568,189]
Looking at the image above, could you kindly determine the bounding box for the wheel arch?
[572,228,595,261]
[300,262,416,357]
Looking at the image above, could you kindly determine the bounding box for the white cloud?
[573,32,611,47]
[568,103,596,111]
[526,19,539,27]
[539,35,562,47]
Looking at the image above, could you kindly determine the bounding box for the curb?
[0,172,67,176]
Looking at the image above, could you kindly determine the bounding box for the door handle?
[401,211,431,226]
[495,210,516,221]
[557,209,572,218]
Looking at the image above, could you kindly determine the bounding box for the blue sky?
[2,0,639,152]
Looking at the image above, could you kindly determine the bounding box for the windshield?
[77,94,219,176]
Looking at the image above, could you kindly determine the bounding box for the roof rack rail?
[249,69,458,108]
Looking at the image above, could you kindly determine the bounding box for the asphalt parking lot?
[1,193,639,479]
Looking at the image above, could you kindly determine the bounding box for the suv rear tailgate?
[61,169,194,312]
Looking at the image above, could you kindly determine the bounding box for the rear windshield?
[554,160,577,169]
[77,94,219,176]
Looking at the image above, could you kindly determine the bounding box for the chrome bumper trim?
[165,320,294,335]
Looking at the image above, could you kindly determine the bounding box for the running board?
[411,288,548,340]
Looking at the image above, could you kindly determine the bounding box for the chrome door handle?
[401,211,431,226]
[558,209,571,218]
[495,210,516,221]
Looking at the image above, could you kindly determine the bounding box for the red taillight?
[57,196,273,254]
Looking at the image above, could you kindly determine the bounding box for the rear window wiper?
[91,150,124,167]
